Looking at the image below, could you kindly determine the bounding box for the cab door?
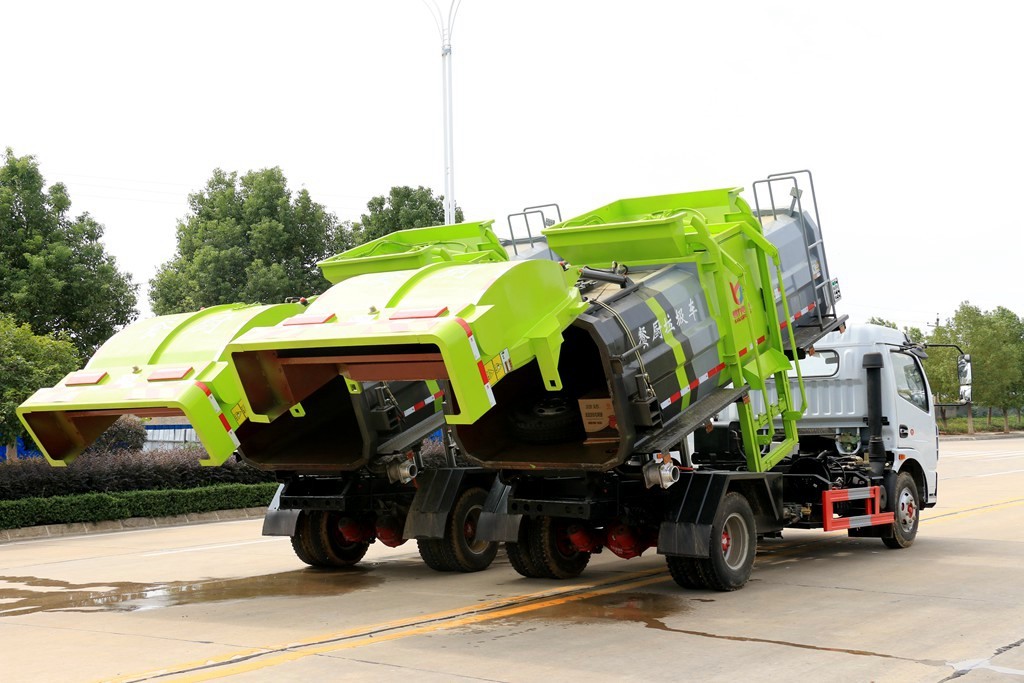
[889,351,938,502]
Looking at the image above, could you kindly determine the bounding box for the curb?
[0,506,268,544]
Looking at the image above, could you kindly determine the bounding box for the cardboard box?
[578,395,618,442]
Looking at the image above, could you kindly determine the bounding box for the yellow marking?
[170,574,671,682]
[484,349,511,386]
[645,298,690,409]
[921,497,1024,524]
[757,497,1024,563]
[484,355,505,384]
[229,402,247,425]
[112,497,1024,681]
[110,567,667,683]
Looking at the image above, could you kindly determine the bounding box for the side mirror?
[958,354,972,403]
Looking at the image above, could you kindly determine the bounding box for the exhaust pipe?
[862,353,887,478]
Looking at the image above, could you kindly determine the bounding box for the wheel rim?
[721,512,749,571]
[463,504,489,554]
[550,519,577,559]
[533,397,569,417]
[897,487,917,533]
[329,518,363,551]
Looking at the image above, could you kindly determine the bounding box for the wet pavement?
[0,439,1022,682]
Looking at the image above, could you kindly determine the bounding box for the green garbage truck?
[19,170,968,590]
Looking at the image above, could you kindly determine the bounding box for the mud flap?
[261,485,300,536]
[403,468,467,540]
[475,477,521,543]
[658,471,783,557]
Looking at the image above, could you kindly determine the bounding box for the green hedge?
[0,483,279,530]
[0,446,275,501]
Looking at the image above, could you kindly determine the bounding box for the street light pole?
[422,0,461,225]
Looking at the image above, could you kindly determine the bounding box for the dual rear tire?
[290,510,369,568]
[417,486,499,573]
[667,492,756,592]
[507,516,591,580]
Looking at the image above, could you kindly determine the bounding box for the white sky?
[3,1,1021,328]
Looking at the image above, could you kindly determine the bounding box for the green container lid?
[543,187,752,266]
[318,220,509,283]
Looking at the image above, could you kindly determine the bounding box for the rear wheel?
[417,538,455,571]
[698,492,756,591]
[666,556,707,589]
[442,486,498,572]
[290,511,330,567]
[507,517,547,578]
[318,511,370,567]
[882,471,920,549]
[530,516,591,579]
[507,394,585,444]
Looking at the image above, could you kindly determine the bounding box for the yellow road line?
[169,573,671,682]
[755,497,1024,563]
[113,496,1024,681]
[922,497,1024,524]
[110,566,668,683]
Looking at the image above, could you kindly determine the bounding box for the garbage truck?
[19,170,968,591]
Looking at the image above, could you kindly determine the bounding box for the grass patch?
[938,416,1024,435]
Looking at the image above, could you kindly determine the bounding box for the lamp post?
[421,0,461,225]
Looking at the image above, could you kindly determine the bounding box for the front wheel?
[882,471,920,549]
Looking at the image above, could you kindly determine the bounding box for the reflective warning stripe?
[737,336,767,358]
[402,390,446,418]
[822,486,894,532]
[655,301,819,412]
[194,381,241,448]
[454,318,496,406]
[659,361,728,410]
[824,513,894,531]
[780,301,816,330]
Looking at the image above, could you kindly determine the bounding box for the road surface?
[2,437,1023,682]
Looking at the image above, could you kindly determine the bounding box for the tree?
[150,168,348,314]
[0,315,80,460]
[922,322,959,427]
[0,149,138,355]
[982,307,1024,433]
[867,316,898,329]
[355,186,462,243]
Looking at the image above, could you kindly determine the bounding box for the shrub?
[0,483,279,530]
[0,446,275,501]
[88,415,148,453]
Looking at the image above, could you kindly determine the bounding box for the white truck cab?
[794,324,939,507]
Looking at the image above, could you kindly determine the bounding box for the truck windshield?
[891,352,929,412]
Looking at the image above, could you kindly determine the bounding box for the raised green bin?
[542,187,756,267]
[318,220,508,283]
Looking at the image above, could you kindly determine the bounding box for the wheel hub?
[898,489,917,532]
[533,397,569,417]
